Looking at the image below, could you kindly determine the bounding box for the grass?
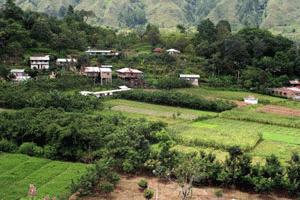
[175,87,300,109]
[103,99,218,124]
[220,105,300,128]
[102,98,300,162]
[173,118,262,151]
[0,153,87,200]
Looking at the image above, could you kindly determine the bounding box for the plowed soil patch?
[259,105,300,117]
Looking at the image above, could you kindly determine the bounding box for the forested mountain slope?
[1,0,300,38]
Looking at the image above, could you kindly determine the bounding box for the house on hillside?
[271,79,300,100]
[99,67,112,85]
[116,68,144,87]
[166,49,180,55]
[83,66,112,85]
[85,49,119,57]
[56,58,77,67]
[30,55,50,70]
[179,74,200,86]
[84,67,100,78]
[10,69,30,81]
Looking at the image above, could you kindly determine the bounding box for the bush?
[154,77,192,89]
[0,139,17,152]
[43,145,57,159]
[99,182,114,194]
[143,189,154,200]
[138,179,148,190]
[18,142,43,157]
[117,90,236,112]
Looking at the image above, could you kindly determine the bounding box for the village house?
[179,74,200,86]
[10,69,30,81]
[83,66,112,85]
[56,58,77,66]
[30,55,50,70]
[271,80,300,100]
[85,49,119,57]
[166,48,181,55]
[116,68,144,87]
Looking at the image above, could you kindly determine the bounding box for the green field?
[103,99,218,124]
[0,153,87,200]
[104,96,300,163]
[175,87,300,109]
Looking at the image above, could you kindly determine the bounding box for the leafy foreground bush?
[0,82,101,111]
[117,90,236,112]
[0,108,165,165]
[138,179,148,190]
[71,158,120,196]
[143,189,154,200]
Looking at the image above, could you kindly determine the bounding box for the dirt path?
[83,175,291,200]
[259,105,300,117]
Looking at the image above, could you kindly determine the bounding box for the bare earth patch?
[82,175,291,200]
[259,105,300,117]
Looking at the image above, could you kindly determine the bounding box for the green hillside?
[1,0,300,38]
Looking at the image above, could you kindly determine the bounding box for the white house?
[10,69,30,81]
[30,55,50,70]
[56,58,77,66]
[85,49,119,56]
[166,49,181,55]
[244,96,258,105]
[180,74,200,86]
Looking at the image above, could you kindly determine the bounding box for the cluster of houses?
[271,80,300,101]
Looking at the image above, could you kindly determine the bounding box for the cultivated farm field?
[106,87,300,163]
[0,153,87,200]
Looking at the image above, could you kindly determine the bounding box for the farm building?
[116,68,144,87]
[56,58,77,66]
[85,49,119,56]
[180,74,200,86]
[10,69,30,81]
[30,55,50,70]
[83,67,112,85]
[271,80,300,100]
[244,96,258,105]
[289,79,300,88]
[166,49,181,55]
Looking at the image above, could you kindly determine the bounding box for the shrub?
[143,189,154,200]
[138,179,148,190]
[117,90,235,112]
[214,189,223,197]
[0,139,17,152]
[18,142,38,156]
[154,77,192,90]
[99,182,114,194]
[43,145,57,159]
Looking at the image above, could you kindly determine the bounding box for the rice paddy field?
[0,153,87,200]
[104,88,300,163]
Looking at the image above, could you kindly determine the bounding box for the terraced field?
[104,95,300,163]
[0,153,87,200]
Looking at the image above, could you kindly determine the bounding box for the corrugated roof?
[180,74,200,78]
[116,68,143,74]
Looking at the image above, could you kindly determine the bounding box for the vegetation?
[138,179,148,190]
[0,153,87,199]
[117,90,236,112]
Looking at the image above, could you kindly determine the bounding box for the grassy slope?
[0,153,87,200]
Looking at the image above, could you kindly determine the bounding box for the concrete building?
[56,58,77,66]
[85,49,119,56]
[180,74,200,86]
[10,69,30,81]
[244,96,258,105]
[30,55,50,70]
